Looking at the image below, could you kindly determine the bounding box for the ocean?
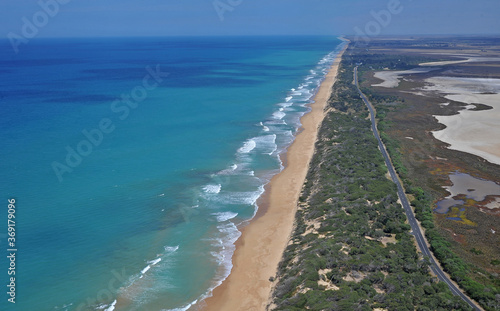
[0,36,344,311]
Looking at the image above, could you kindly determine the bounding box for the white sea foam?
[285,96,293,102]
[265,119,287,125]
[253,134,277,154]
[236,134,278,157]
[103,300,117,311]
[301,89,312,96]
[219,192,259,205]
[115,244,181,306]
[54,302,74,311]
[273,130,295,151]
[212,222,241,264]
[278,102,293,108]
[180,221,243,311]
[203,184,222,194]
[140,257,163,278]
[268,147,278,156]
[264,135,278,155]
[238,139,256,153]
[213,185,265,206]
[148,258,162,265]
[140,266,150,276]
[164,245,179,253]
[259,121,270,132]
[217,164,239,176]
[212,211,238,222]
[272,111,286,120]
[169,303,195,311]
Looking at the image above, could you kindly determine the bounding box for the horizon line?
[2,33,500,41]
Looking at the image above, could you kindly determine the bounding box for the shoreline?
[200,41,348,311]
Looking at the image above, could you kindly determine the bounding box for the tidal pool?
[435,172,500,214]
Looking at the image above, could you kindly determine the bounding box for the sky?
[1,0,499,38]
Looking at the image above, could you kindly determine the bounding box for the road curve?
[354,66,480,310]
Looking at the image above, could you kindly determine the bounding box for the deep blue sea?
[0,36,344,311]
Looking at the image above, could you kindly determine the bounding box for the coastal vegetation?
[352,38,500,311]
[377,105,500,310]
[269,46,472,310]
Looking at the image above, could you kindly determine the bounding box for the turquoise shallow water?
[0,36,343,310]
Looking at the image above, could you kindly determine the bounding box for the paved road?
[354,66,480,310]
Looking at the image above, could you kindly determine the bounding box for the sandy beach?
[201,42,348,311]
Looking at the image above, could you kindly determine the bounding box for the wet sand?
[201,42,348,311]
[372,67,438,88]
[424,77,500,165]
[419,57,500,66]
